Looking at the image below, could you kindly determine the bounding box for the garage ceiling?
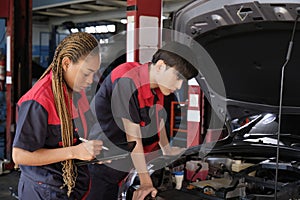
[32,0,193,26]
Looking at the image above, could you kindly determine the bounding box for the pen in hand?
[79,137,109,151]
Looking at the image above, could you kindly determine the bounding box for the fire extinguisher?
[0,56,5,91]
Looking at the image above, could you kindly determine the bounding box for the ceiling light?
[162,15,168,20]
[120,19,127,24]
[85,26,96,33]
[107,24,116,32]
[70,28,79,33]
[96,25,108,33]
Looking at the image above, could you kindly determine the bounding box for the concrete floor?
[0,131,19,199]
[0,170,20,200]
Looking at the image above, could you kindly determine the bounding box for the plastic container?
[173,171,184,190]
[232,160,255,176]
[185,160,208,181]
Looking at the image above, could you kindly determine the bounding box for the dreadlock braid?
[39,32,100,196]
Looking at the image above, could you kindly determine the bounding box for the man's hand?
[162,146,186,156]
[132,185,157,200]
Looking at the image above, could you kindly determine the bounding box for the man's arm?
[122,118,157,199]
[158,118,186,156]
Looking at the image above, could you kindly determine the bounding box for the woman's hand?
[73,140,103,161]
[12,141,104,166]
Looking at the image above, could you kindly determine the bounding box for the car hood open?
[173,0,300,120]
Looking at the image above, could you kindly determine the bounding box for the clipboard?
[76,141,136,166]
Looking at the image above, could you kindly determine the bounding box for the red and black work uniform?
[13,71,96,200]
[87,62,165,200]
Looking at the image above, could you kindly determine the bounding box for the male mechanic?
[87,42,198,200]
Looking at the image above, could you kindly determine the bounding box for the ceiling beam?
[36,11,70,17]
[33,0,95,11]
[70,4,117,11]
[53,7,92,14]
[46,1,191,26]
[163,0,192,13]
[96,0,127,7]
[49,8,126,25]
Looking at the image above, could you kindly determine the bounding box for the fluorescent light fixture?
[107,24,116,32]
[120,19,127,24]
[99,38,109,44]
[84,24,115,34]
[70,28,79,33]
[162,15,168,20]
[96,25,108,33]
[85,26,96,33]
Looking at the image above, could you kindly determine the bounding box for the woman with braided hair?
[12,32,103,199]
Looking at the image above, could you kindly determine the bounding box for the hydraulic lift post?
[126,0,162,63]
[5,0,32,162]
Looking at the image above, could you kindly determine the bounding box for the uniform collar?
[138,63,154,100]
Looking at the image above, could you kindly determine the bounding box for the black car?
[122,0,300,200]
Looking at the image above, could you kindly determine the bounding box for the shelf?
[170,101,188,147]
[172,128,187,133]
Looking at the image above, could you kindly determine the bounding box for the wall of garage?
[0,19,6,55]
[32,24,69,69]
[0,19,6,159]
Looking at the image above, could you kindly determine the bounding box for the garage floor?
[0,170,19,200]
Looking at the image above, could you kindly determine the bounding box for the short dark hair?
[151,42,198,80]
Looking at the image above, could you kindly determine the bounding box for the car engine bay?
[142,155,300,200]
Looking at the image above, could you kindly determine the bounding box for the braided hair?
[39,32,100,196]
